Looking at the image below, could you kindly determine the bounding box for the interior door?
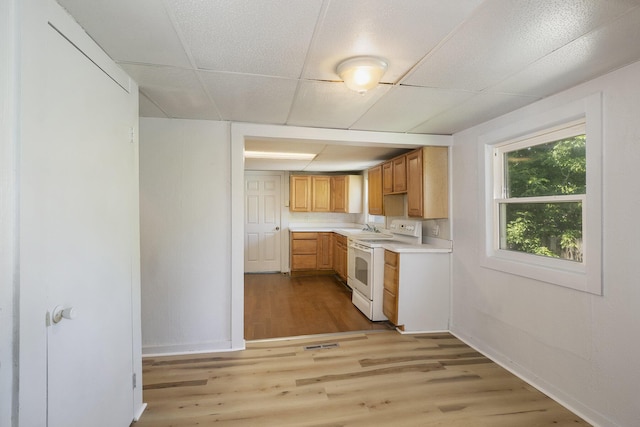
[42,23,135,427]
[245,172,282,272]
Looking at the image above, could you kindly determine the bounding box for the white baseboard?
[133,403,147,422]
[142,340,245,357]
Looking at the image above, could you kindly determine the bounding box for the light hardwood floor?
[136,331,590,426]
[244,273,393,340]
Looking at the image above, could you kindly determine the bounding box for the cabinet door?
[392,155,407,193]
[406,149,423,217]
[317,232,333,270]
[311,176,331,212]
[383,250,399,325]
[331,176,347,213]
[422,146,449,219]
[368,165,384,215]
[382,161,394,194]
[290,176,311,212]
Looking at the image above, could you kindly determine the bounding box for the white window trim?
[479,93,603,295]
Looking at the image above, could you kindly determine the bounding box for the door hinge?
[132,372,137,388]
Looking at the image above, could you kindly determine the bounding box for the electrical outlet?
[432,225,440,237]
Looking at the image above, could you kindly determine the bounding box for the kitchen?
[245,145,453,337]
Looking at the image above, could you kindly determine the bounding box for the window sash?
[493,195,586,265]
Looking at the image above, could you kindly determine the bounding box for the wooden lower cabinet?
[333,233,348,282]
[291,232,318,270]
[316,232,333,270]
[291,231,345,277]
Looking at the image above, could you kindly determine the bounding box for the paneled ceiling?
[57,0,640,169]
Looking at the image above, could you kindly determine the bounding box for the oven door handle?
[348,242,373,253]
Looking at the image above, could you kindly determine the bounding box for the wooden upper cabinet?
[291,174,363,213]
[392,155,407,193]
[382,156,407,194]
[311,176,331,212]
[406,146,449,219]
[367,165,384,215]
[382,161,394,194]
[331,175,363,213]
[290,175,311,212]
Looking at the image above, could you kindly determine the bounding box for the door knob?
[275,226,280,231]
[52,305,77,324]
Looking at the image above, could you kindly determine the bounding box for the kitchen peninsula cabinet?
[367,165,384,215]
[382,249,450,332]
[406,146,448,219]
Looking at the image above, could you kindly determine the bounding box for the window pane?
[505,135,586,198]
[500,202,583,262]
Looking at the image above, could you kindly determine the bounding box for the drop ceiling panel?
[411,92,540,135]
[57,0,192,68]
[199,72,298,124]
[165,0,323,77]
[303,0,483,83]
[121,64,221,120]
[490,5,640,97]
[403,0,638,91]
[351,85,475,133]
[287,80,390,129]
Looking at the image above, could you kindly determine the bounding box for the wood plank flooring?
[244,273,393,340]
[135,331,590,426]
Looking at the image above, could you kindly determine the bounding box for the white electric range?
[347,219,422,321]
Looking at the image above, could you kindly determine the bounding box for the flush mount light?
[336,56,388,93]
[244,151,317,160]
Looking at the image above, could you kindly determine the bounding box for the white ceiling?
[56,0,640,170]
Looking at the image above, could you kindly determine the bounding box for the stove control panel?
[388,220,422,238]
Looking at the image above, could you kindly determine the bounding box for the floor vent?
[304,343,339,351]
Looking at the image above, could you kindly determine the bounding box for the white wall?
[451,60,640,427]
[139,118,233,354]
[0,0,17,424]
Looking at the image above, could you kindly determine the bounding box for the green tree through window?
[498,134,586,262]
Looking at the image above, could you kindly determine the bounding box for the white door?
[39,23,135,427]
[245,172,282,272]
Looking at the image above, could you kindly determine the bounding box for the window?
[495,120,585,262]
[480,94,602,295]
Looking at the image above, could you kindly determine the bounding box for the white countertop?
[289,226,453,253]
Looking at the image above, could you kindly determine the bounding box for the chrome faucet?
[363,224,380,232]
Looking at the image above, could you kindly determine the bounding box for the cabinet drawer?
[382,289,398,324]
[292,239,317,254]
[291,232,318,240]
[383,266,399,295]
[291,254,317,270]
[384,250,398,267]
[334,234,347,246]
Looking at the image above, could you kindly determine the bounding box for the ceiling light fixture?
[244,151,317,160]
[336,56,388,94]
